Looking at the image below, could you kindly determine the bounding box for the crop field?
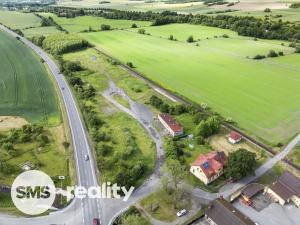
[39,13,151,33]
[0,30,60,125]
[0,10,41,29]
[80,25,300,143]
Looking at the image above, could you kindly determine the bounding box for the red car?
[93,218,100,225]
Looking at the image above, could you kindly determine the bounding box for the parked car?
[176,209,187,217]
[93,218,100,225]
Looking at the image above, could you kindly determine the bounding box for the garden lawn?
[0,30,60,125]
[81,26,300,144]
[39,13,151,33]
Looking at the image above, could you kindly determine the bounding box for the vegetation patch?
[60,52,156,189]
[35,33,90,55]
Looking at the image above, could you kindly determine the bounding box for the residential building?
[228,131,242,144]
[190,151,226,185]
[158,113,183,137]
[205,197,256,225]
[266,171,300,207]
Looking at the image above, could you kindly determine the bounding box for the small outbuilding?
[228,131,242,144]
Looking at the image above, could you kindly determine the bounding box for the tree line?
[45,7,300,41]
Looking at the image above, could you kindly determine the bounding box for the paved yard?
[234,201,300,225]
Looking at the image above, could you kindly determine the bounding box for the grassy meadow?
[79,25,300,144]
[63,50,156,188]
[0,30,60,125]
[39,13,151,33]
[22,26,63,38]
[0,10,41,29]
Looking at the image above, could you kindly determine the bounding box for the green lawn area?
[63,50,156,188]
[134,24,239,42]
[0,126,71,186]
[39,13,151,33]
[0,30,60,125]
[257,163,284,185]
[287,145,300,168]
[79,26,300,144]
[0,10,41,29]
[22,26,62,37]
[219,8,300,23]
[140,190,192,222]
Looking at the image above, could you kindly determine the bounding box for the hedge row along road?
[0,25,103,225]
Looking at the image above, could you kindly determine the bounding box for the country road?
[0,25,103,225]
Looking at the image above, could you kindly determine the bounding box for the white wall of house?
[291,196,300,207]
[190,166,223,185]
[266,188,286,206]
[228,137,241,144]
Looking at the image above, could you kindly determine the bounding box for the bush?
[278,51,284,56]
[126,62,134,68]
[290,3,300,8]
[253,54,266,60]
[267,50,278,57]
[295,47,300,53]
[131,23,137,28]
[138,28,146,34]
[264,8,271,12]
[100,24,111,31]
[186,35,194,43]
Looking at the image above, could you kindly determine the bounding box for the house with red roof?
[158,113,183,137]
[190,151,227,185]
[228,131,242,144]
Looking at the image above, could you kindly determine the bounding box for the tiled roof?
[229,131,242,141]
[158,113,183,133]
[270,172,300,200]
[192,151,226,178]
[206,198,256,225]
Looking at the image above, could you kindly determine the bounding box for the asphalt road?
[0,26,103,225]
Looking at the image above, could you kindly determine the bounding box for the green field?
[218,8,300,23]
[0,10,41,29]
[39,13,151,33]
[79,25,300,143]
[0,30,60,125]
[22,26,62,37]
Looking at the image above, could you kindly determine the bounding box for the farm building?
[266,171,300,207]
[240,183,265,206]
[158,113,183,137]
[205,197,256,225]
[228,131,242,144]
[190,151,226,185]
